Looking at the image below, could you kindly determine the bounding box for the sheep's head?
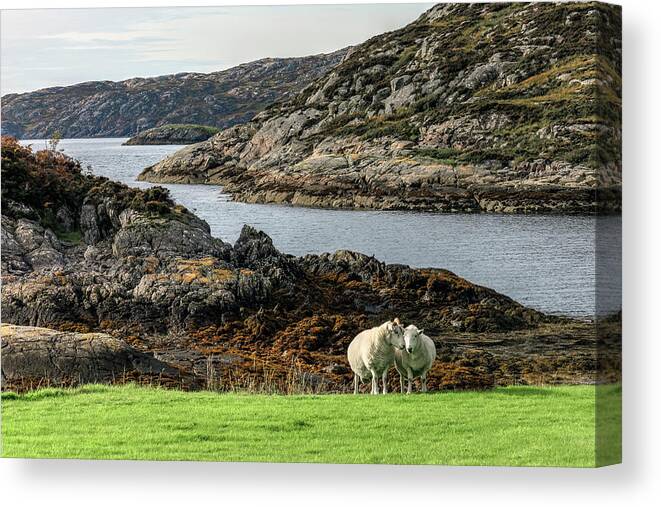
[385,318,405,350]
[404,325,424,354]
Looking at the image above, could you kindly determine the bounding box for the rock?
[138,140,219,184]
[2,199,39,221]
[14,219,49,252]
[80,204,102,244]
[1,218,30,274]
[3,218,64,271]
[55,206,75,232]
[391,75,412,91]
[233,225,284,265]
[384,83,416,114]
[25,229,64,269]
[80,199,124,245]
[111,211,228,259]
[463,54,515,90]
[0,324,191,390]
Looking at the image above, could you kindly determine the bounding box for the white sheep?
[395,325,437,394]
[347,318,405,395]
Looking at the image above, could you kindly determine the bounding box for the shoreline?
[19,138,621,217]
[137,170,621,216]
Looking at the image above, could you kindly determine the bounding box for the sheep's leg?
[382,370,388,395]
[399,373,404,394]
[406,368,413,395]
[370,370,378,395]
[422,374,428,393]
[354,374,359,395]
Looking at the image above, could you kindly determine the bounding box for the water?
[21,138,621,318]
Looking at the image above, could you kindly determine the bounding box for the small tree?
[47,130,62,152]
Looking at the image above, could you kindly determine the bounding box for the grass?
[54,230,82,244]
[0,384,620,467]
[412,147,462,166]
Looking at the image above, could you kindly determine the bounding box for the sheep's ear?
[419,328,425,335]
[393,317,401,326]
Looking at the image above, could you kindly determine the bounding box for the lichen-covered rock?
[111,210,229,259]
[1,217,65,273]
[137,140,220,184]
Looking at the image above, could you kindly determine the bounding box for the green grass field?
[1,384,620,467]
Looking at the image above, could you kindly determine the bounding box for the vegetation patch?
[412,147,462,165]
[1,136,187,224]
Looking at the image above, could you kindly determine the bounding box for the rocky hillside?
[1,136,620,392]
[141,2,621,214]
[123,124,220,145]
[1,51,347,139]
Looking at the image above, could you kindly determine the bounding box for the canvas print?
[0,2,621,467]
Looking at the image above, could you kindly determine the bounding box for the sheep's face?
[386,320,405,350]
[404,325,423,354]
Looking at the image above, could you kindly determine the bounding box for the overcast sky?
[1,3,433,95]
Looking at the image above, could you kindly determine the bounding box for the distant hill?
[141,2,621,214]
[1,50,347,139]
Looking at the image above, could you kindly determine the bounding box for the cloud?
[39,31,150,42]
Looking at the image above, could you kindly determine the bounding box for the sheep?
[347,318,405,395]
[395,325,437,394]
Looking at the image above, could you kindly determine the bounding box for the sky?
[0,3,433,95]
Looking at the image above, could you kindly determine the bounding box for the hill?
[1,51,347,139]
[140,2,622,214]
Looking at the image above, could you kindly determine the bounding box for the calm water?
[21,138,621,318]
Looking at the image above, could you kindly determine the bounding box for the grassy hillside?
[305,2,622,170]
[1,384,620,466]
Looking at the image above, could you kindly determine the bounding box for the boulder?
[1,324,188,390]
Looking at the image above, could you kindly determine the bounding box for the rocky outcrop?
[141,2,621,214]
[1,137,619,392]
[1,50,347,139]
[1,324,195,391]
[123,124,220,145]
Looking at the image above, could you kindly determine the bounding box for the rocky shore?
[140,132,619,213]
[123,124,220,145]
[140,3,621,214]
[1,138,620,392]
